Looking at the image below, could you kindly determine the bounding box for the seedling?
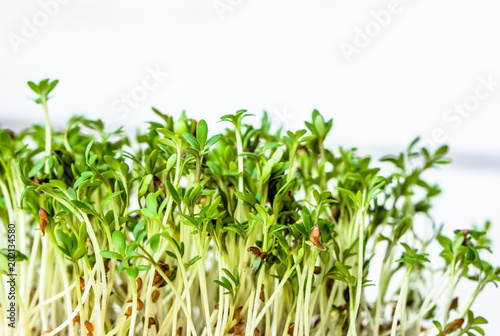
[0,80,498,336]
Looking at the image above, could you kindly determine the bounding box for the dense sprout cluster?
[0,79,498,336]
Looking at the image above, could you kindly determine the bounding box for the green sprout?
[0,80,498,336]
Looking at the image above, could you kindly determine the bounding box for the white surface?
[1,0,499,332]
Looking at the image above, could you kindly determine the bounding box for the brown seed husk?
[104,258,111,273]
[136,277,143,292]
[153,262,171,286]
[309,236,326,251]
[234,321,245,334]
[84,321,94,332]
[259,284,265,302]
[332,208,340,221]
[40,219,48,236]
[311,225,321,238]
[247,246,261,256]
[126,298,144,310]
[442,318,464,335]
[234,306,243,321]
[142,316,157,329]
[310,225,326,250]
[152,290,160,303]
[39,208,49,220]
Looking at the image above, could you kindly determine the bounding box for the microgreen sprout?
[0,81,498,336]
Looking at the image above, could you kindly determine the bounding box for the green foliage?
[0,81,497,336]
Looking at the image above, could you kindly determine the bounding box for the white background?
[1,0,499,332]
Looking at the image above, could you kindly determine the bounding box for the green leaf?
[27,81,40,94]
[138,174,153,197]
[74,171,94,189]
[166,180,181,205]
[473,316,488,325]
[433,320,443,332]
[395,217,412,240]
[47,79,59,94]
[73,247,87,260]
[183,132,200,150]
[185,256,202,268]
[141,208,155,219]
[101,190,123,208]
[204,134,222,150]
[196,119,208,148]
[126,267,139,278]
[85,139,95,166]
[222,268,238,286]
[112,230,126,256]
[435,145,449,157]
[146,192,158,215]
[261,159,275,183]
[100,251,122,259]
[28,158,46,177]
[147,233,160,253]
[0,249,28,262]
[338,188,360,207]
[273,232,289,250]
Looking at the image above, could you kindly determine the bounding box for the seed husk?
[442,318,464,335]
[153,175,167,196]
[84,320,94,333]
[309,225,326,251]
[234,306,243,321]
[39,208,49,220]
[136,277,143,292]
[449,297,458,311]
[126,297,144,310]
[152,290,160,303]
[73,313,80,326]
[259,284,265,302]
[234,321,245,334]
[39,208,49,236]
[247,246,261,256]
[332,208,340,221]
[103,258,111,273]
[142,316,157,329]
[153,262,171,286]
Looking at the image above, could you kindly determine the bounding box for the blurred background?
[1,0,499,332]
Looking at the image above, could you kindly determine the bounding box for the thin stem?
[41,95,51,174]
